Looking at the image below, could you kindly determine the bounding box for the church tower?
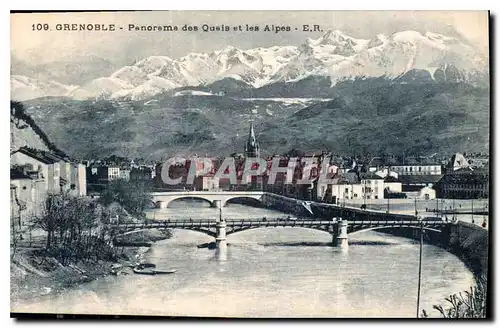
[244,122,260,158]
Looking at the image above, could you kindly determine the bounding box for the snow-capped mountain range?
[12,29,488,101]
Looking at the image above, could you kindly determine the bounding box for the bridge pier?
[333,220,348,248]
[215,218,227,249]
[155,201,168,209]
[215,241,228,262]
[211,200,223,208]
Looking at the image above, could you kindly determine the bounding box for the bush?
[423,274,487,318]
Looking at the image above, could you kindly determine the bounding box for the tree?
[30,193,116,265]
[99,180,153,217]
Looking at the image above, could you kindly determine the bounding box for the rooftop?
[361,172,384,180]
[398,174,444,185]
[13,147,68,164]
[384,176,400,183]
[368,157,385,168]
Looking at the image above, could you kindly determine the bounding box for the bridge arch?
[226,225,333,236]
[167,227,217,238]
[224,196,264,207]
[162,196,215,208]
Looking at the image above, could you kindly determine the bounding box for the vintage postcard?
[10,10,490,318]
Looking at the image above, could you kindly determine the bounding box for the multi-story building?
[435,167,489,199]
[389,157,442,176]
[93,166,121,182]
[10,167,45,227]
[11,147,60,194]
[11,147,87,196]
[107,166,121,180]
[195,174,220,191]
[131,167,154,180]
[10,148,87,226]
[71,163,87,196]
[119,168,131,181]
[383,176,403,194]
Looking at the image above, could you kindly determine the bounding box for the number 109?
[32,24,49,31]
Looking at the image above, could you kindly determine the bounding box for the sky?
[11,11,489,66]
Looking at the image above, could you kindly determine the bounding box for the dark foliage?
[99,180,153,217]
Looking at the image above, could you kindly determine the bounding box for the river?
[11,200,475,318]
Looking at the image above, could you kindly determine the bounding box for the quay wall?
[260,193,315,217]
[259,193,488,277]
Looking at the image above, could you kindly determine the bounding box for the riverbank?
[10,228,170,307]
[449,221,488,278]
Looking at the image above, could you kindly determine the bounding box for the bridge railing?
[110,217,446,232]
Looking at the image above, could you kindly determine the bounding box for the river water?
[12,200,474,318]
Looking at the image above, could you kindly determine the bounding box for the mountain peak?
[315,29,356,45]
[11,29,487,102]
[219,45,241,55]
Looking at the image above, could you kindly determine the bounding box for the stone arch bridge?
[151,191,265,209]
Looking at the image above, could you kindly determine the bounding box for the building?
[195,174,220,191]
[244,123,260,158]
[10,165,50,227]
[418,186,436,200]
[130,167,153,181]
[330,171,361,202]
[11,147,87,197]
[315,164,339,202]
[465,153,489,170]
[367,157,385,172]
[119,168,131,181]
[435,167,489,199]
[360,173,385,200]
[94,166,121,182]
[11,147,62,194]
[446,153,470,173]
[389,157,442,176]
[398,174,443,192]
[383,176,403,194]
[107,166,121,180]
[10,147,87,227]
[71,163,87,196]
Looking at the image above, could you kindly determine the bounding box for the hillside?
[257,81,489,156]
[21,78,489,159]
[10,101,67,157]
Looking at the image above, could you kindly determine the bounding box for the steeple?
[245,122,260,158]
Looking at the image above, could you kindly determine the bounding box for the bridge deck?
[111,218,446,230]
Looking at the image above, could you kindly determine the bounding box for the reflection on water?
[12,200,475,318]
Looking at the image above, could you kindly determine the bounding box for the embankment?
[447,221,488,277]
[261,193,314,216]
[375,221,488,277]
[10,228,171,306]
[261,194,488,277]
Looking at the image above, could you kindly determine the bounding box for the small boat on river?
[133,263,177,275]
